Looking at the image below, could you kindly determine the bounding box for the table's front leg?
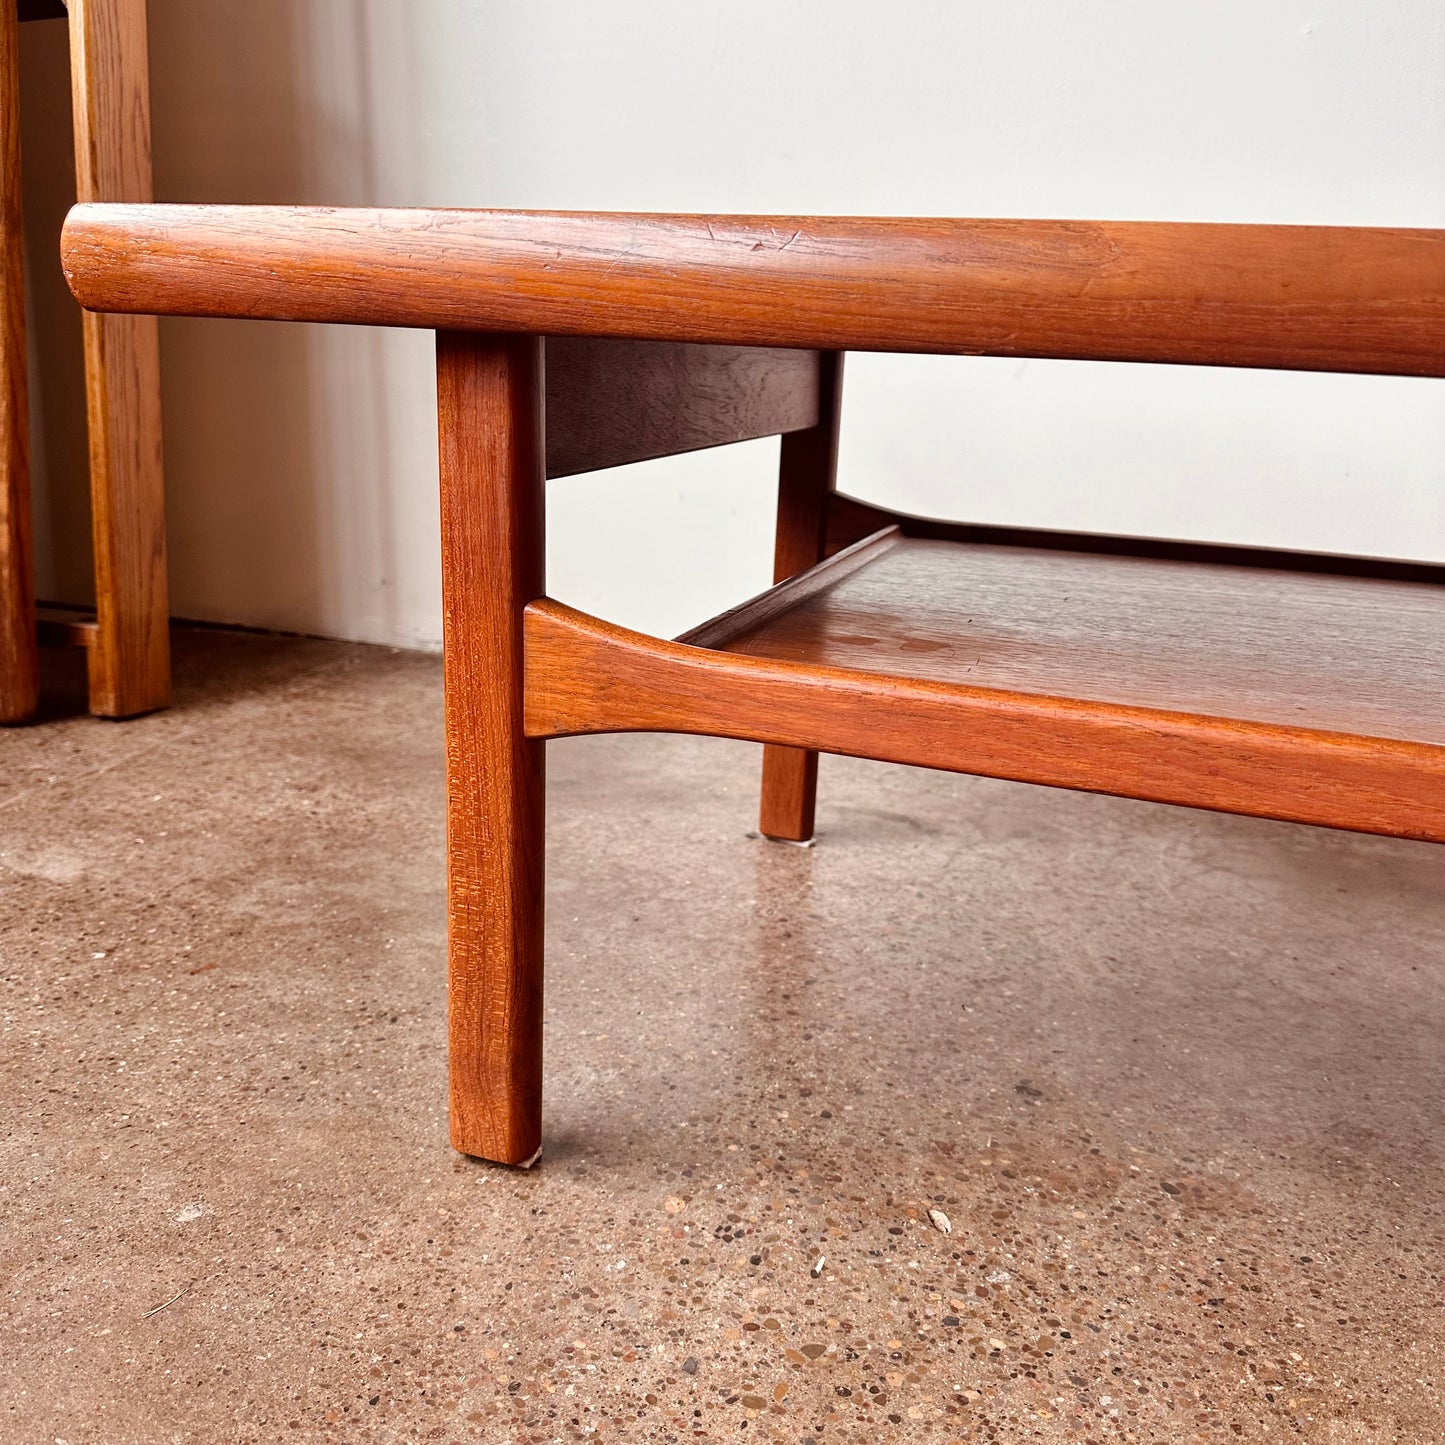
[437,331,546,1165]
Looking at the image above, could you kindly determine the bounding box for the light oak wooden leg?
[70,0,169,718]
[0,0,36,725]
[438,331,545,1165]
[759,352,842,841]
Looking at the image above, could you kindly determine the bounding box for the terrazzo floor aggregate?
[3,630,1444,1444]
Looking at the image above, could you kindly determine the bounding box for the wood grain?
[544,338,818,479]
[0,0,35,723]
[438,330,546,1167]
[61,205,1445,377]
[717,537,1445,746]
[824,493,1445,584]
[524,595,1445,844]
[69,0,169,717]
[759,352,843,840]
[58,194,1445,1169]
[679,527,898,651]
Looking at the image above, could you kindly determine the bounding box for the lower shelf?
[524,528,1445,842]
[35,606,98,649]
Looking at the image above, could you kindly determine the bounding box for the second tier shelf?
[524,526,1445,842]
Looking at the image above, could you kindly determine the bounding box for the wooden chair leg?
[437,331,546,1165]
[0,0,36,725]
[759,353,843,841]
[70,0,169,718]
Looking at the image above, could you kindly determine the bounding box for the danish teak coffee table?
[60,205,1445,1164]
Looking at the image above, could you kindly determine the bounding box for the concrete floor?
[3,629,1445,1445]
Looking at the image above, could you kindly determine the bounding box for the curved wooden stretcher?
[61,204,1445,1164]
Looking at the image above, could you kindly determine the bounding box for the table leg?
[759,352,843,841]
[438,331,546,1165]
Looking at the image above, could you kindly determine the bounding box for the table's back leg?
[69,0,169,718]
[438,331,546,1165]
[0,0,36,725]
[759,353,843,841]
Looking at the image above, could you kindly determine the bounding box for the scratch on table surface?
[601,246,639,278]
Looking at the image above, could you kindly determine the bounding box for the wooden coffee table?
[60,205,1445,1164]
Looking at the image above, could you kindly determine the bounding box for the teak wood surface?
[712,534,1445,746]
[757,352,843,842]
[543,338,817,479]
[62,205,1445,377]
[59,203,1445,1162]
[525,588,1445,845]
[821,493,1445,585]
[438,332,545,1166]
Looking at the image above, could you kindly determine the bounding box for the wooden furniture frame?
[61,204,1445,1164]
[1,0,167,725]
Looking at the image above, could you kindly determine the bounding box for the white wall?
[23,0,1445,645]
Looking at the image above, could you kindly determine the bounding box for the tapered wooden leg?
[759,353,843,841]
[0,0,36,725]
[70,0,169,718]
[438,331,546,1164]
[760,746,819,842]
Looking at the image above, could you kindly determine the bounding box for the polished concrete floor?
[3,629,1444,1445]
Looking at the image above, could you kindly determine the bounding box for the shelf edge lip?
[829,495,1445,588]
[676,526,901,651]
